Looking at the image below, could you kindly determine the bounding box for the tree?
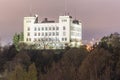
[98,32,120,53]
[28,63,37,80]
[13,51,31,70]
[79,48,111,80]
[6,64,27,80]
[97,32,120,80]
[13,32,24,51]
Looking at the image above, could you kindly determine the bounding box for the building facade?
[24,14,82,49]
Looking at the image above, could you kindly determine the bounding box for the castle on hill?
[23,14,82,49]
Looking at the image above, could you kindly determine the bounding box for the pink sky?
[0,0,120,45]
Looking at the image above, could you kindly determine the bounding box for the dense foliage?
[0,32,119,80]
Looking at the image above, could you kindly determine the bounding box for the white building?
[24,14,82,49]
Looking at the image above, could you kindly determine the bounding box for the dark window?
[42,33,44,36]
[29,38,31,41]
[62,38,64,41]
[34,38,37,42]
[34,33,37,36]
[38,27,40,31]
[34,27,37,31]
[65,38,67,41]
[38,33,40,36]
[56,27,59,30]
[42,27,44,30]
[49,32,51,36]
[63,32,66,36]
[49,27,51,30]
[28,27,30,31]
[45,27,47,30]
[53,27,55,30]
[62,19,67,22]
[38,39,40,41]
[53,32,55,36]
[27,33,30,36]
[45,33,47,36]
[56,32,59,36]
[63,26,66,30]
[26,38,28,41]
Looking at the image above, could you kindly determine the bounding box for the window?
[78,33,81,36]
[28,27,30,31]
[26,38,31,41]
[38,33,40,36]
[26,20,31,23]
[49,27,51,30]
[46,38,48,41]
[65,38,67,41]
[62,38,67,41]
[62,38,64,41]
[42,27,44,30]
[63,32,66,36]
[34,33,37,36]
[63,26,66,30]
[38,39,40,41]
[56,27,59,30]
[42,33,44,36]
[53,32,55,36]
[26,38,28,41]
[62,19,67,22]
[34,38,37,42]
[49,38,51,41]
[53,27,55,30]
[49,32,51,36]
[29,38,31,41]
[71,27,75,30]
[38,27,40,31]
[27,32,30,36]
[56,32,59,36]
[34,27,37,31]
[45,33,48,36]
[45,27,47,30]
